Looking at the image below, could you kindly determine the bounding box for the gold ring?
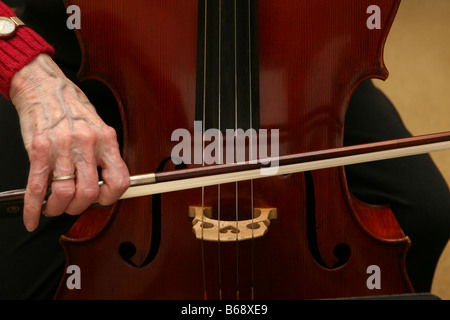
[53,174,76,181]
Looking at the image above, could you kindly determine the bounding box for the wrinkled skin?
[10,53,130,231]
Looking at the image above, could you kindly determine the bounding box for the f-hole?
[119,158,187,268]
[304,171,351,269]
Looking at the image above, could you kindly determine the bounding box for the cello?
[28,0,442,299]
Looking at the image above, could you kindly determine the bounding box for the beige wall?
[374,0,450,299]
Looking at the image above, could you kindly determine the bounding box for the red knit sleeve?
[0,2,55,99]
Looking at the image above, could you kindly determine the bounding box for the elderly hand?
[9,53,130,232]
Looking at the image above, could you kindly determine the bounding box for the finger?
[97,157,130,205]
[44,155,76,217]
[23,136,51,232]
[96,127,130,205]
[64,154,99,215]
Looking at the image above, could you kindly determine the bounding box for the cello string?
[247,0,255,300]
[217,0,222,300]
[234,0,240,300]
[201,0,208,300]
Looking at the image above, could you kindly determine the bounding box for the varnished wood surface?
[54,0,415,300]
[374,0,450,300]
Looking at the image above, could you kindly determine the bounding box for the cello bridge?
[188,206,277,242]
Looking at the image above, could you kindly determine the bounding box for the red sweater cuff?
[0,2,55,99]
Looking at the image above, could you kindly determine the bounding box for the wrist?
[0,16,54,99]
[10,53,60,108]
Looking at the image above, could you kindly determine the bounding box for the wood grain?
[375,0,450,300]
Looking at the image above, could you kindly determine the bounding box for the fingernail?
[25,218,38,232]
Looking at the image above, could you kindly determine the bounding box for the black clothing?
[345,80,450,293]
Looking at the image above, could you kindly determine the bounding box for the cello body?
[55,0,413,299]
